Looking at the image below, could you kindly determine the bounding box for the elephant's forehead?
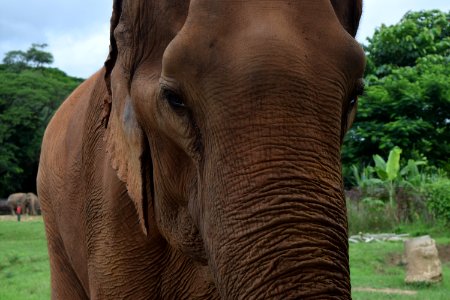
[162,0,364,79]
[183,0,347,44]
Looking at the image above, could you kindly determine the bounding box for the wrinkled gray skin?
[7,193,27,215]
[6,192,40,215]
[26,192,40,215]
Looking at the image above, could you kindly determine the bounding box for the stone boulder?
[404,235,442,284]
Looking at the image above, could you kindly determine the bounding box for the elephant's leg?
[10,206,15,216]
[43,209,89,299]
[31,202,37,215]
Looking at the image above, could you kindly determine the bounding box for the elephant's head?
[104,0,365,298]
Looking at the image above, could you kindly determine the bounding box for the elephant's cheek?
[150,137,208,265]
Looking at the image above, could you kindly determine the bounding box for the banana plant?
[400,158,428,191]
[372,146,402,207]
[351,164,382,195]
[351,146,427,208]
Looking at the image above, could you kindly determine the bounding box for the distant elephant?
[6,193,28,215]
[26,192,40,215]
[38,0,365,299]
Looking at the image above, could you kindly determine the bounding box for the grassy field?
[0,218,449,299]
[0,217,50,300]
[350,238,450,299]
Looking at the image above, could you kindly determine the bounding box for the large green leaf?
[386,146,402,181]
[400,159,427,177]
[372,154,388,180]
[351,165,361,186]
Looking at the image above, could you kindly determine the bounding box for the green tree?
[343,10,450,176]
[2,50,27,65]
[25,43,54,68]
[2,50,28,71]
[365,10,450,75]
[0,59,82,196]
[3,43,54,70]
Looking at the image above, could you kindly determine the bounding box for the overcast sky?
[1,0,449,79]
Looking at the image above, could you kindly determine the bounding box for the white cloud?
[0,0,111,78]
[46,24,110,78]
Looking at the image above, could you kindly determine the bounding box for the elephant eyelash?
[160,87,186,111]
[159,85,203,156]
[348,79,365,108]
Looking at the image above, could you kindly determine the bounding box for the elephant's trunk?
[199,103,350,298]
[206,180,349,298]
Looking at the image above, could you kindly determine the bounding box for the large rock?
[404,235,442,284]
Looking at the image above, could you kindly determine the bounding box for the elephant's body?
[7,193,24,215]
[26,193,40,215]
[39,71,213,298]
[6,192,39,216]
[38,0,365,299]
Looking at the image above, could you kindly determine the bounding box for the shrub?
[347,198,397,234]
[425,177,450,225]
[346,146,433,231]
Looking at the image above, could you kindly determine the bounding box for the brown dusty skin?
[38,0,365,299]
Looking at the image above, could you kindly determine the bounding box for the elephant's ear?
[102,0,189,235]
[330,0,363,37]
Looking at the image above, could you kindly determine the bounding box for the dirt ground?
[0,215,42,222]
[436,244,450,263]
[353,287,417,295]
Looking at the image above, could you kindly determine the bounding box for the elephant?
[37,0,365,299]
[6,192,40,216]
[26,192,40,215]
[7,193,27,215]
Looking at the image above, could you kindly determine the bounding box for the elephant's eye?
[161,87,185,111]
[349,78,365,108]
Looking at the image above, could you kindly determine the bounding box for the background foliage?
[2,44,54,71]
[342,10,450,231]
[342,10,450,173]
[0,47,82,196]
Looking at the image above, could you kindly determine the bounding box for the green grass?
[0,218,50,300]
[1,218,449,299]
[350,239,450,299]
